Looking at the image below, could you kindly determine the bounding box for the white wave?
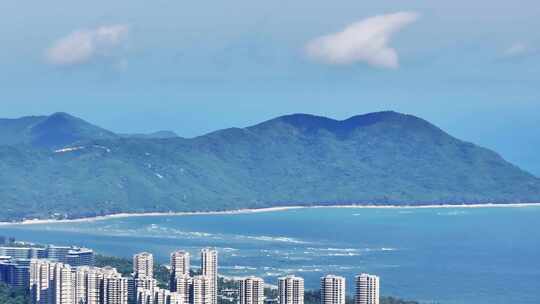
[327,252,360,256]
[237,235,309,244]
[220,247,238,252]
[325,248,359,252]
[221,265,257,270]
[363,247,398,252]
[54,146,85,153]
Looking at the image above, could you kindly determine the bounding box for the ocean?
[1,206,539,304]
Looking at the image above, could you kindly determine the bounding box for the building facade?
[29,260,73,304]
[200,248,217,304]
[29,260,128,304]
[0,258,32,289]
[278,275,304,304]
[133,252,154,279]
[320,275,345,304]
[355,274,379,304]
[0,247,46,260]
[170,250,190,291]
[191,275,212,304]
[239,276,265,304]
[174,274,192,304]
[66,248,95,267]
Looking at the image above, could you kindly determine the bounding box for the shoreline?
[1,203,540,226]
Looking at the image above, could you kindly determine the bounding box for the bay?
[1,206,539,304]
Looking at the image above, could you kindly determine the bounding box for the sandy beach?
[1,203,540,226]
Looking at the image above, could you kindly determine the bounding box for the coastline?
[1,202,540,226]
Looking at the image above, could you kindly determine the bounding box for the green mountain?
[0,112,117,148]
[0,111,539,221]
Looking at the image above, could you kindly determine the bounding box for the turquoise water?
[1,207,539,304]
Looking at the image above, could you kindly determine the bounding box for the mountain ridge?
[0,111,538,221]
[0,112,118,148]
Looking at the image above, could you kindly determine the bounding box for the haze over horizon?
[1,0,539,174]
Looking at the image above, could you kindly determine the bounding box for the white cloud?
[46,25,129,66]
[305,12,419,69]
[503,42,529,57]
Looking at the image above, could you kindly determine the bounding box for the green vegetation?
[379,297,422,304]
[1,111,539,222]
[95,255,133,276]
[304,290,420,304]
[0,283,29,304]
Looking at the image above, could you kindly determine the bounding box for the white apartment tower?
[170,250,190,291]
[29,260,73,304]
[54,263,73,304]
[29,260,128,304]
[175,274,192,304]
[171,250,190,277]
[101,267,129,304]
[320,275,345,304]
[239,276,265,304]
[73,267,101,304]
[191,275,213,304]
[355,274,379,304]
[133,252,154,279]
[200,248,217,304]
[278,275,304,304]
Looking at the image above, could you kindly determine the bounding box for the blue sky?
[0,0,539,175]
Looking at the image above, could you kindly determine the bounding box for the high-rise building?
[66,248,95,267]
[320,275,345,304]
[73,266,102,304]
[175,274,192,304]
[130,275,158,304]
[170,250,190,291]
[29,260,73,304]
[200,248,217,304]
[133,252,154,279]
[0,258,32,289]
[46,246,72,263]
[0,246,94,268]
[168,292,184,304]
[239,276,265,304]
[0,246,46,259]
[191,275,212,304]
[30,260,128,304]
[101,267,129,304]
[278,275,304,304]
[137,287,182,304]
[355,274,379,304]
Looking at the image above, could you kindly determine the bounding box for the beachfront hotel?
[355,273,380,304]
[321,275,346,304]
[278,275,304,304]
[239,276,265,304]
